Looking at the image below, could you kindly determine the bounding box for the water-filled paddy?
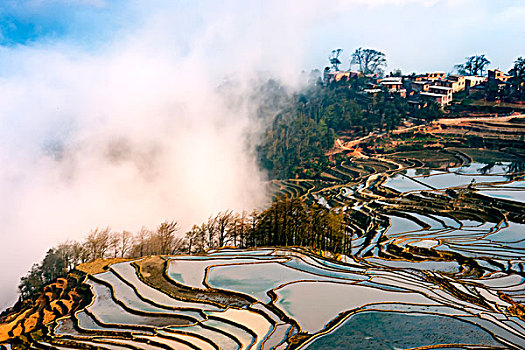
[18,154,525,350]
[206,261,343,303]
[383,163,518,193]
[449,162,512,175]
[385,215,424,235]
[92,271,201,317]
[304,311,505,349]
[411,173,508,189]
[365,257,461,273]
[164,324,240,350]
[167,257,289,289]
[18,246,525,349]
[383,173,430,192]
[274,281,436,333]
[478,189,525,202]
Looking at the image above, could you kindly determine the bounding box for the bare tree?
[153,221,179,255]
[248,209,259,247]
[108,231,134,258]
[130,227,152,257]
[119,230,134,258]
[86,228,111,260]
[215,210,233,247]
[351,47,387,76]
[171,237,186,254]
[109,232,121,258]
[206,216,217,249]
[228,213,240,247]
[71,240,90,264]
[229,211,250,248]
[55,241,74,271]
[186,224,206,254]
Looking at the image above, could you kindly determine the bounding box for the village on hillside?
[323,49,524,109]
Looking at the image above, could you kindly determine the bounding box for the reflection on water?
[20,244,525,349]
[450,162,510,175]
[8,153,525,349]
[383,173,429,192]
[506,161,525,178]
[305,311,504,349]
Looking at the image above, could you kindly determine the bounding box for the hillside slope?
[0,247,524,349]
[2,120,525,349]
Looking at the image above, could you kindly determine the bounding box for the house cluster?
[325,68,514,108]
[374,72,487,108]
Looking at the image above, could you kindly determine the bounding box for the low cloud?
[0,2,301,310]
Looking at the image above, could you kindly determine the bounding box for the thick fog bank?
[0,1,310,311]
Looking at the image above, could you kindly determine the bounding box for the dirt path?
[436,113,525,125]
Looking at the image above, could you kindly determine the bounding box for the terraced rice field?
[3,147,525,349]
[11,245,525,349]
[264,147,525,348]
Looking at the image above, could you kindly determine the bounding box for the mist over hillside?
[1,0,525,313]
[0,1,307,311]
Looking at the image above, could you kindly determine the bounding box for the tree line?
[18,195,355,299]
[18,221,183,298]
[328,47,387,76]
[455,54,525,101]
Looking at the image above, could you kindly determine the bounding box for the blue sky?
[0,1,122,46]
[0,0,523,74]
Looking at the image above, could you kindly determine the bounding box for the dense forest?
[257,75,442,179]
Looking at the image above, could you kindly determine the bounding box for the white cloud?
[0,2,286,310]
[495,4,525,22]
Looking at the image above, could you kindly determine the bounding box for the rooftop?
[327,70,361,75]
[381,81,403,85]
[381,77,402,82]
[430,85,453,91]
[420,92,446,98]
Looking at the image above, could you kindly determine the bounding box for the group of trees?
[185,197,352,255]
[454,55,525,100]
[185,210,256,253]
[18,221,184,298]
[249,196,351,254]
[509,56,525,99]
[18,194,358,299]
[455,54,491,76]
[351,47,387,76]
[328,47,387,76]
[258,101,335,179]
